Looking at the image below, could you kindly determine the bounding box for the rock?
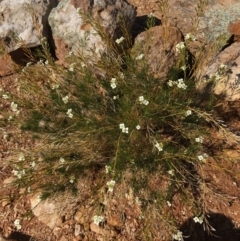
[74,224,81,236]
[0,54,14,76]
[48,0,136,64]
[166,0,240,40]
[228,20,240,42]
[134,24,183,80]
[0,0,58,53]
[89,223,106,235]
[198,42,240,100]
[30,194,61,229]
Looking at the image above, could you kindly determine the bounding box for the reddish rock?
[228,21,240,42]
[134,24,183,80]
[0,54,14,77]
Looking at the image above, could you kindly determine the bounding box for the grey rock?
[48,0,136,63]
[0,0,58,52]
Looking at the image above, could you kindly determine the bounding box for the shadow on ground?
[180,213,240,241]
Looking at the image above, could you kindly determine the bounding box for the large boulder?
[134,25,183,80]
[48,0,136,63]
[0,0,58,53]
[197,42,240,100]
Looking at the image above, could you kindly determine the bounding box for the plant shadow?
[132,15,161,39]
[180,213,240,241]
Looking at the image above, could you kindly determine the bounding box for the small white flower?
[119,72,124,79]
[180,65,187,71]
[143,99,149,105]
[2,94,9,99]
[185,110,192,117]
[115,36,125,44]
[69,63,75,72]
[136,54,144,60]
[168,169,174,176]
[122,127,129,134]
[136,125,141,130]
[167,201,172,207]
[45,60,49,65]
[105,165,111,174]
[27,187,31,193]
[110,78,117,89]
[31,161,36,168]
[69,176,75,183]
[172,230,183,241]
[41,37,47,43]
[62,95,69,104]
[11,102,18,112]
[155,142,163,152]
[66,109,73,118]
[113,95,119,100]
[93,215,104,226]
[148,12,155,18]
[185,33,196,41]
[14,219,22,230]
[107,180,116,192]
[18,154,25,161]
[67,51,73,56]
[167,80,175,87]
[195,136,204,143]
[176,42,185,53]
[139,96,149,105]
[193,215,204,224]
[119,123,129,133]
[214,73,221,80]
[219,64,227,70]
[119,123,125,129]
[51,84,59,90]
[177,78,187,89]
[59,157,65,163]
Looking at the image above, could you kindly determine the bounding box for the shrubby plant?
[1,0,239,239]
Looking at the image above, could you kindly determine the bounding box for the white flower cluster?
[136,125,141,130]
[155,142,163,152]
[66,109,73,118]
[11,102,18,112]
[105,165,111,174]
[62,95,69,104]
[14,219,22,230]
[167,79,187,90]
[185,110,192,117]
[115,36,125,45]
[69,176,75,183]
[195,136,204,143]
[107,180,116,192]
[93,215,104,226]
[18,153,25,161]
[110,78,117,89]
[148,12,155,18]
[193,215,204,224]
[175,42,185,53]
[59,157,65,163]
[197,153,208,163]
[168,169,174,176]
[172,230,183,241]
[185,33,196,41]
[69,63,75,72]
[119,123,129,133]
[139,96,149,105]
[12,169,25,179]
[136,54,144,60]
